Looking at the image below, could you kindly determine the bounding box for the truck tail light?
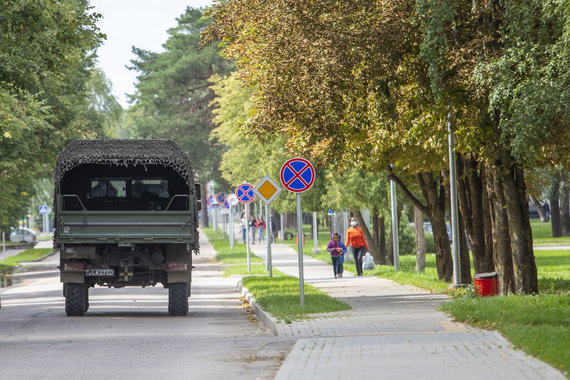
[63,262,85,271]
[167,262,188,271]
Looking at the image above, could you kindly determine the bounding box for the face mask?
[351,221,357,227]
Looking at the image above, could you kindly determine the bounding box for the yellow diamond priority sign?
[253,175,282,205]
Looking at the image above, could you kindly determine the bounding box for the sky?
[90,0,213,109]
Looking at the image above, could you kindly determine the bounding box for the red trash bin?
[473,272,498,296]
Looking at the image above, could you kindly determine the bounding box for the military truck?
[54,139,200,316]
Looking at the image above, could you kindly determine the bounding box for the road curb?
[237,280,283,337]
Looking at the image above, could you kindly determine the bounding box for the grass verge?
[440,294,569,376]
[202,226,351,320]
[0,248,53,272]
[241,275,351,322]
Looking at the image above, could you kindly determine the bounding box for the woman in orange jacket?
[346,217,368,276]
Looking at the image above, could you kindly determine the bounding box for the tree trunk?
[550,173,562,237]
[387,169,453,281]
[373,210,387,265]
[501,158,538,294]
[456,154,494,274]
[457,212,472,284]
[414,206,426,272]
[486,165,515,294]
[419,172,453,282]
[560,175,570,236]
[529,195,548,222]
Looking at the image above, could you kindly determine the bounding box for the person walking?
[270,216,277,243]
[337,232,347,277]
[248,214,256,244]
[346,216,368,276]
[327,232,346,278]
[257,215,266,244]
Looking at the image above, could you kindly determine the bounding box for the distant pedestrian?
[543,202,550,221]
[337,232,347,277]
[327,232,346,278]
[346,217,368,276]
[256,215,266,243]
[270,217,277,243]
[240,212,247,244]
[248,215,256,244]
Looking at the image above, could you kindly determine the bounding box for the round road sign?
[236,183,255,204]
[280,158,315,193]
[228,194,238,207]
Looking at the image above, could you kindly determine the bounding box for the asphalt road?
[0,245,293,380]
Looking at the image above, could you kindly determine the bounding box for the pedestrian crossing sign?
[39,205,49,215]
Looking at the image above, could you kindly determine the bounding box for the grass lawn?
[202,226,351,320]
[0,248,53,272]
[532,219,570,245]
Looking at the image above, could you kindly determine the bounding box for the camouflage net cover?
[55,139,199,253]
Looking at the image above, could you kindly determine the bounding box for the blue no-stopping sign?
[280,158,315,193]
[236,183,255,204]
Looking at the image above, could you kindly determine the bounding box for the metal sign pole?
[449,114,461,285]
[313,211,318,254]
[245,205,251,271]
[390,180,400,270]
[266,203,272,277]
[296,193,305,307]
[229,206,235,249]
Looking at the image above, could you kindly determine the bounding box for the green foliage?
[0,0,108,232]
[204,0,442,175]
[85,69,124,138]
[323,168,390,212]
[128,7,234,184]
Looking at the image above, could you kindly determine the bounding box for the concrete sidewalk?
[240,240,565,380]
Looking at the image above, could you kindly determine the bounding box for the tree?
[128,7,234,189]
[0,0,106,231]
[204,0,569,292]
[85,68,124,138]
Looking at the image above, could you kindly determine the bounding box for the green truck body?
[54,139,200,316]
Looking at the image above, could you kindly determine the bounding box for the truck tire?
[65,283,87,316]
[168,283,188,316]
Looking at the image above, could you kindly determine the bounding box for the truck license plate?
[86,269,114,276]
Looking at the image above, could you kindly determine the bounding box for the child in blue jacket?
[327,232,347,278]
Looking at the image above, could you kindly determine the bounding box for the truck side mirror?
[194,183,202,211]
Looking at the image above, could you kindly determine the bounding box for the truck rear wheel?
[65,283,87,316]
[168,283,188,316]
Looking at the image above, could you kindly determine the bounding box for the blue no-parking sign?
[280,158,315,193]
[236,183,255,204]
